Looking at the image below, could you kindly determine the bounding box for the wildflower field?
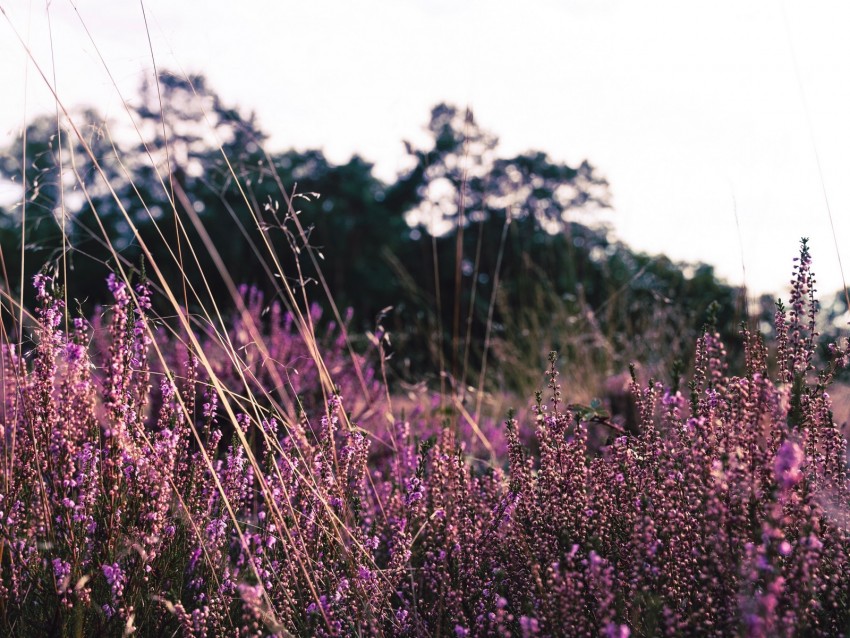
[3,193,850,638]
[1,10,850,637]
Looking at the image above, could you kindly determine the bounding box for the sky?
[0,0,848,298]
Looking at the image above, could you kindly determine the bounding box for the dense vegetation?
[1,236,849,636]
[0,72,748,392]
[2,71,849,637]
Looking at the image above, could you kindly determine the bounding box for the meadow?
[3,201,850,637]
[0,34,849,638]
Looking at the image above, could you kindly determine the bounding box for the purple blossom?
[1,249,849,636]
[774,440,804,490]
[102,562,127,602]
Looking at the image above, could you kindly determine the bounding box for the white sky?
[1,0,848,298]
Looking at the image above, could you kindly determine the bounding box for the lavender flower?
[775,439,804,490]
[1,246,849,636]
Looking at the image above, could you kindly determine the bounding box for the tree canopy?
[0,71,744,388]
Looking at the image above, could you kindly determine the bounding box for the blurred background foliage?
[4,71,841,398]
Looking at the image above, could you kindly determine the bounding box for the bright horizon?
[1,0,848,300]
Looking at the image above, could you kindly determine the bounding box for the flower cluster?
[0,241,849,636]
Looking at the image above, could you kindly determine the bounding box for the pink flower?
[774,440,804,490]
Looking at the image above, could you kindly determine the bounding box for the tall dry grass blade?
[15,1,34,345]
[45,0,70,334]
[781,0,850,315]
[473,210,510,425]
[139,0,189,313]
[0,17,298,624]
[460,214,485,405]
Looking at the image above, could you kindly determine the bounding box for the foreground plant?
[1,240,849,637]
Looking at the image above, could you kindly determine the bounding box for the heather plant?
[2,230,850,637]
[5,7,850,633]
[182,284,386,430]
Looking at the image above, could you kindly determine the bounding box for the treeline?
[0,72,754,391]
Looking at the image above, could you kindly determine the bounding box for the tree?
[0,107,127,310]
[394,103,610,234]
[0,77,747,393]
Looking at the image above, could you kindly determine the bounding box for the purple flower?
[520,616,540,637]
[52,558,71,593]
[774,440,804,490]
[605,624,631,638]
[102,562,126,602]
